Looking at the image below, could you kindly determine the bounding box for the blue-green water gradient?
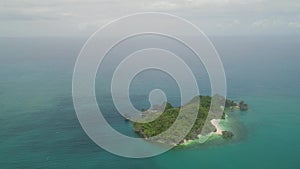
[0,36,299,168]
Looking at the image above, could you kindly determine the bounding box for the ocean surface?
[0,36,300,168]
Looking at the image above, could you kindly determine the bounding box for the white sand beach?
[210,119,223,135]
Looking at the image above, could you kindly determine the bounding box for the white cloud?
[0,0,299,36]
[252,18,284,28]
[288,22,300,28]
[217,19,240,29]
[146,1,179,10]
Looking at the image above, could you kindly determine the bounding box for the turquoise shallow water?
[0,36,300,168]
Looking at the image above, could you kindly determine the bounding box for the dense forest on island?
[131,95,245,145]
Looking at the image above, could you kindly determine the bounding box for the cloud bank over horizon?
[0,0,299,37]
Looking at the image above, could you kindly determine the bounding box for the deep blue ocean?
[0,36,300,168]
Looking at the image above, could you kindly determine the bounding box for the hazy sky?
[0,0,299,37]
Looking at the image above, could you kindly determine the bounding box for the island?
[129,95,247,145]
[239,101,249,111]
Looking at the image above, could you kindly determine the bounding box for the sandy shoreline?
[210,119,223,135]
[181,118,224,145]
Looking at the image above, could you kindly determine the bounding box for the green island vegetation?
[239,101,249,111]
[130,95,247,145]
